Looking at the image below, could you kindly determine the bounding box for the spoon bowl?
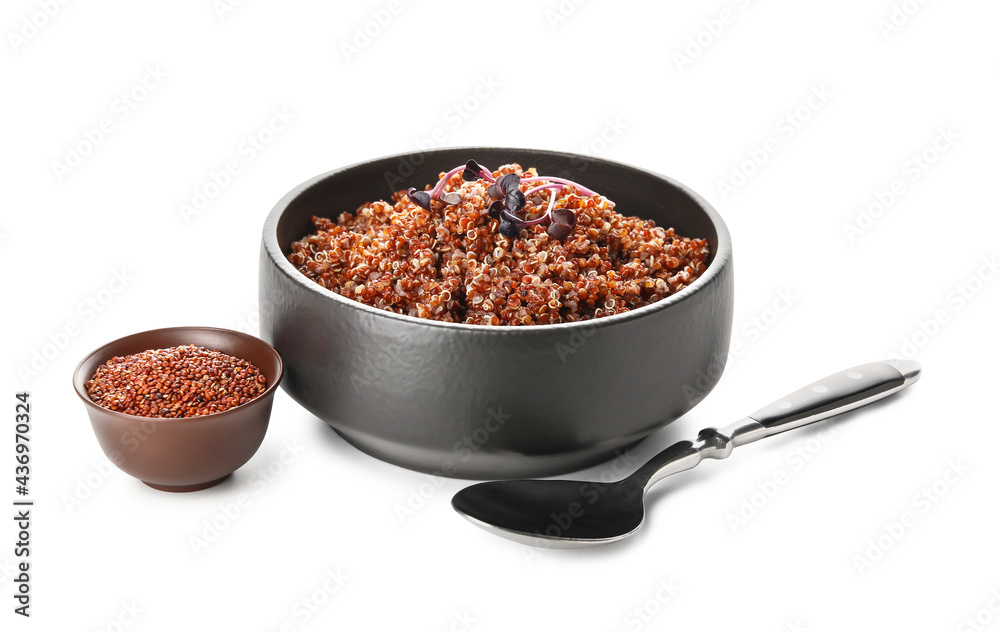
[453,480,645,548]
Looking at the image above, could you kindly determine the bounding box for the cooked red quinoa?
[86,345,267,418]
[288,163,710,325]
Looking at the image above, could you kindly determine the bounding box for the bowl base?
[143,475,231,493]
[332,425,649,480]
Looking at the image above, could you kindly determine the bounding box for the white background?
[3,0,999,630]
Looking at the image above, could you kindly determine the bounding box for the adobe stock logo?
[843,127,958,244]
[7,0,71,54]
[671,0,758,72]
[876,0,932,41]
[18,268,134,386]
[178,107,295,222]
[51,65,168,181]
[956,589,1000,632]
[614,578,682,631]
[852,458,971,575]
[339,1,406,62]
[887,254,996,360]
[715,86,833,201]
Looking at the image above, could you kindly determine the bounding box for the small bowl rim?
[72,325,285,424]
[262,146,733,335]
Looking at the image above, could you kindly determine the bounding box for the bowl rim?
[72,325,285,423]
[262,146,732,334]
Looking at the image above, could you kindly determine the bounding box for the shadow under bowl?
[72,326,284,492]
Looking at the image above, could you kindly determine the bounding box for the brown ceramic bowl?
[72,326,284,492]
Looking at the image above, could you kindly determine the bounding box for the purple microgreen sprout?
[405,187,432,211]
[519,175,600,197]
[517,189,559,227]
[523,182,565,198]
[514,189,577,240]
[406,164,470,211]
[408,159,599,240]
[429,164,467,198]
[495,173,520,192]
[462,159,496,183]
[546,206,576,241]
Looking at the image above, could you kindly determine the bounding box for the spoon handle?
[629,360,922,492]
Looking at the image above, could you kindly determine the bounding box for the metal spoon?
[452,360,921,548]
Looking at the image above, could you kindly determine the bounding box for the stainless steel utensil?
[451,360,921,547]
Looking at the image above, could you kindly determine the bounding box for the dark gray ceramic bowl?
[260,148,732,479]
